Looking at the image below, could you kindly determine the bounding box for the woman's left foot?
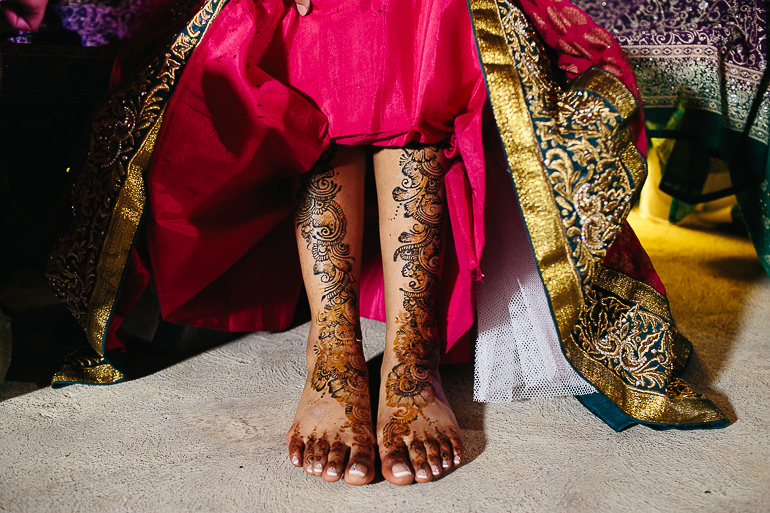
[370,143,462,485]
[376,352,463,485]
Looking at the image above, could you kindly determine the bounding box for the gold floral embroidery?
[469,0,724,426]
[573,287,675,392]
[565,266,725,424]
[496,1,642,291]
[46,0,228,359]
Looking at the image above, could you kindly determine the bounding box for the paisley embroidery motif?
[570,266,714,406]
[574,288,675,392]
[495,0,640,291]
[47,0,228,354]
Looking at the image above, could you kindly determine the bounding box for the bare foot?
[371,143,463,485]
[287,324,376,485]
[289,148,375,485]
[376,349,463,485]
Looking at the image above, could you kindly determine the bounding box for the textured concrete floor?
[1,211,768,512]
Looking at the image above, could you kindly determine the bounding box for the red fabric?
[146,0,326,331]
[109,0,662,360]
[121,0,488,360]
[518,0,647,155]
[603,223,666,295]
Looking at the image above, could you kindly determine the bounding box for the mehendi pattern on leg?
[292,152,374,455]
[381,145,450,453]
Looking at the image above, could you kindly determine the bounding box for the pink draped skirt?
[113,0,489,361]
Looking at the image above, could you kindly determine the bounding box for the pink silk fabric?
[108,0,660,360]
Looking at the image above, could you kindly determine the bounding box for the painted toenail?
[416,469,428,479]
[292,456,299,465]
[431,464,440,476]
[349,463,367,477]
[327,466,338,477]
[454,455,461,465]
[442,460,450,469]
[314,462,323,472]
[392,463,412,478]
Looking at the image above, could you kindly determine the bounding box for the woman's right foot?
[287,324,376,485]
[289,147,374,485]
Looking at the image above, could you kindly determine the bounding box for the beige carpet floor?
[1,211,768,512]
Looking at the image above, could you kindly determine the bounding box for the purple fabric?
[573,0,767,138]
[575,0,765,74]
[53,0,154,46]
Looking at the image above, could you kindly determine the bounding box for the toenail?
[327,466,338,477]
[392,463,412,478]
[442,460,450,469]
[416,469,428,479]
[292,456,299,465]
[431,464,440,476]
[454,455,461,465]
[314,463,323,472]
[349,463,368,477]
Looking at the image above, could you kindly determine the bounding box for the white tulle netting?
[473,166,596,402]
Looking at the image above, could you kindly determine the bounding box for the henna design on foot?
[379,144,463,484]
[288,150,375,485]
[382,145,445,448]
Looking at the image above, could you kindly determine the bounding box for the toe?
[424,438,442,477]
[313,438,329,476]
[288,430,304,468]
[303,438,316,474]
[408,440,432,483]
[344,443,375,486]
[449,432,463,467]
[323,441,346,482]
[381,443,414,486]
[438,435,453,470]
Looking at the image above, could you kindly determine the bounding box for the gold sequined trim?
[47,0,228,356]
[51,354,124,386]
[87,115,163,354]
[566,265,726,425]
[468,0,646,339]
[468,0,583,338]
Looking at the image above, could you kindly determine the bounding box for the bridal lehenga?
[46,0,728,431]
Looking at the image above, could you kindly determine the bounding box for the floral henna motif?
[381,145,447,451]
[294,152,374,450]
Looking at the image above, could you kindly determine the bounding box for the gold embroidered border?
[468,0,582,339]
[86,115,163,354]
[565,265,726,425]
[52,357,124,386]
[592,266,670,318]
[571,70,646,188]
[592,266,693,372]
[617,128,647,188]
[468,1,724,426]
[46,0,229,364]
[571,70,638,124]
[468,0,648,340]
